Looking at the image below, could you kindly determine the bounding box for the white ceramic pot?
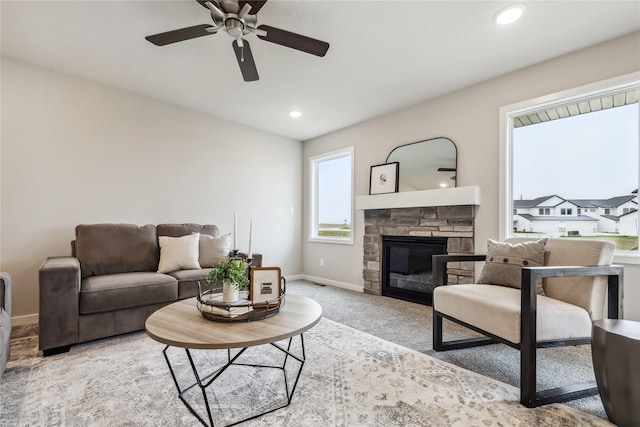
[222,283,239,303]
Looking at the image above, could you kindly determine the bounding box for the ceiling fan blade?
[239,1,267,15]
[146,24,216,46]
[204,1,226,20]
[238,3,253,19]
[232,39,259,82]
[257,25,329,57]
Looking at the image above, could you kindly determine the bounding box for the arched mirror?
[386,137,457,191]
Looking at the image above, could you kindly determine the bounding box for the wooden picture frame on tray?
[369,162,399,195]
[250,267,282,306]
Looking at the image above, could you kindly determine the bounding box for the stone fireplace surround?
[362,206,476,296]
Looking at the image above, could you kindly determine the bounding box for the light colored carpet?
[286,280,607,420]
[2,315,611,426]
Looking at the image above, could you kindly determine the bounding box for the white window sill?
[614,251,640,265]
[309,237,354,245]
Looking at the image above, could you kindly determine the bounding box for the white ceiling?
[2,1,639,141]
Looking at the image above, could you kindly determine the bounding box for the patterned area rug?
[1,318,611,426]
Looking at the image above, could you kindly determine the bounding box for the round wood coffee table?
[146,294,322,427]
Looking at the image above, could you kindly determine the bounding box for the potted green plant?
[205,258,250,303]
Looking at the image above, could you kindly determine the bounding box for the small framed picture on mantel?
[369,162,399,195]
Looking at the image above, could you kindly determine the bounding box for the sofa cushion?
[199,233,232,268]
[433,284,592,344]
[157,223,219,238]
[75,224,159,278]
[79,272,177,315]
[477,238,546,292]
[167,268,214,299]
[157,233,201,273]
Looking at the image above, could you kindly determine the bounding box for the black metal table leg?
[162,333,307,427]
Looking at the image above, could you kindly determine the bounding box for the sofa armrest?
[432,254,487,288]
[39,257,81,352]
[521,264,624,320]
[0,272,11,318]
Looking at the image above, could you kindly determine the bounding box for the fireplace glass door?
[381,236,447,305]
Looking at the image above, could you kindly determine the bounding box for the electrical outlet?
[289,207,294,215]
[320,258,325,267]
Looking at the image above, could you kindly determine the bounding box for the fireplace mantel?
[355,186,480,210]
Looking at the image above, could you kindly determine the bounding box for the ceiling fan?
[145,0,330,82]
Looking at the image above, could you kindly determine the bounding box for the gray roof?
[516,214,598,222]
[568,195,637,208]
[603,208,638,221]
[513,195,564,208]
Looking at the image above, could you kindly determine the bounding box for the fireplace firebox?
[381,235,448,305]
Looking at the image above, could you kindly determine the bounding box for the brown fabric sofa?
[0,272,11,377]
[39,223,261,356]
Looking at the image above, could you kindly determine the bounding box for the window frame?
[308,146,355,245]
[499,72,640,260]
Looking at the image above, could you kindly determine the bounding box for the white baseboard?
[297,275,364,293]
[11,313,38,326]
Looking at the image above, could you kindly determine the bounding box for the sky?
[318,155,351,224]
[513,103,639,200]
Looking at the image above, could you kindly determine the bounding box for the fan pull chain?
[237,38,245,62]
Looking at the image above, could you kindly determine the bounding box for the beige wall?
[1,58,303,322]
[3,32,639,324]
[302,32,640,320]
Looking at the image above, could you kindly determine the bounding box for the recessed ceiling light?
[440,183,448,188]
[289,110,302,118]
[495,4,526,25]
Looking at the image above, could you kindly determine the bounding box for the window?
[539,208,550,215]
[500,73,639,253]
[309,147,354,244]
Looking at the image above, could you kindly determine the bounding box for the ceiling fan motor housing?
[225,18,245,38]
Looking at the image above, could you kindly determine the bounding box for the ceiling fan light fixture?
[289,110,302,118]
[494,4,526,25]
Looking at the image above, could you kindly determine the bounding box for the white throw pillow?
[157,233,201,273]
[199,233,232,268]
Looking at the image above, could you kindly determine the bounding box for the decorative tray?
[196,279,286,323]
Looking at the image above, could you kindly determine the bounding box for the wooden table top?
[145,294,323,350]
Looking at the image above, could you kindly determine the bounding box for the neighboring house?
[513,192,638,236]
[618,208,639,235]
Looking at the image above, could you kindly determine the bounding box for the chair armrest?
[39,257,81,351]
[432,254,487,288]
[521,264,624,319]
[0,272,11,318]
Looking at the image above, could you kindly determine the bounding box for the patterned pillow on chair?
[477,238,547,293]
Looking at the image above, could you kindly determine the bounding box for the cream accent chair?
[432,238,623,408]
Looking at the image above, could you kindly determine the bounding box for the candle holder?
[228,250,253,288]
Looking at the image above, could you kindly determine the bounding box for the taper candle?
[233,211,238,250]
[248,220,253,259]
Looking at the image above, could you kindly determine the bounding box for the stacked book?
[204,295,253,318]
